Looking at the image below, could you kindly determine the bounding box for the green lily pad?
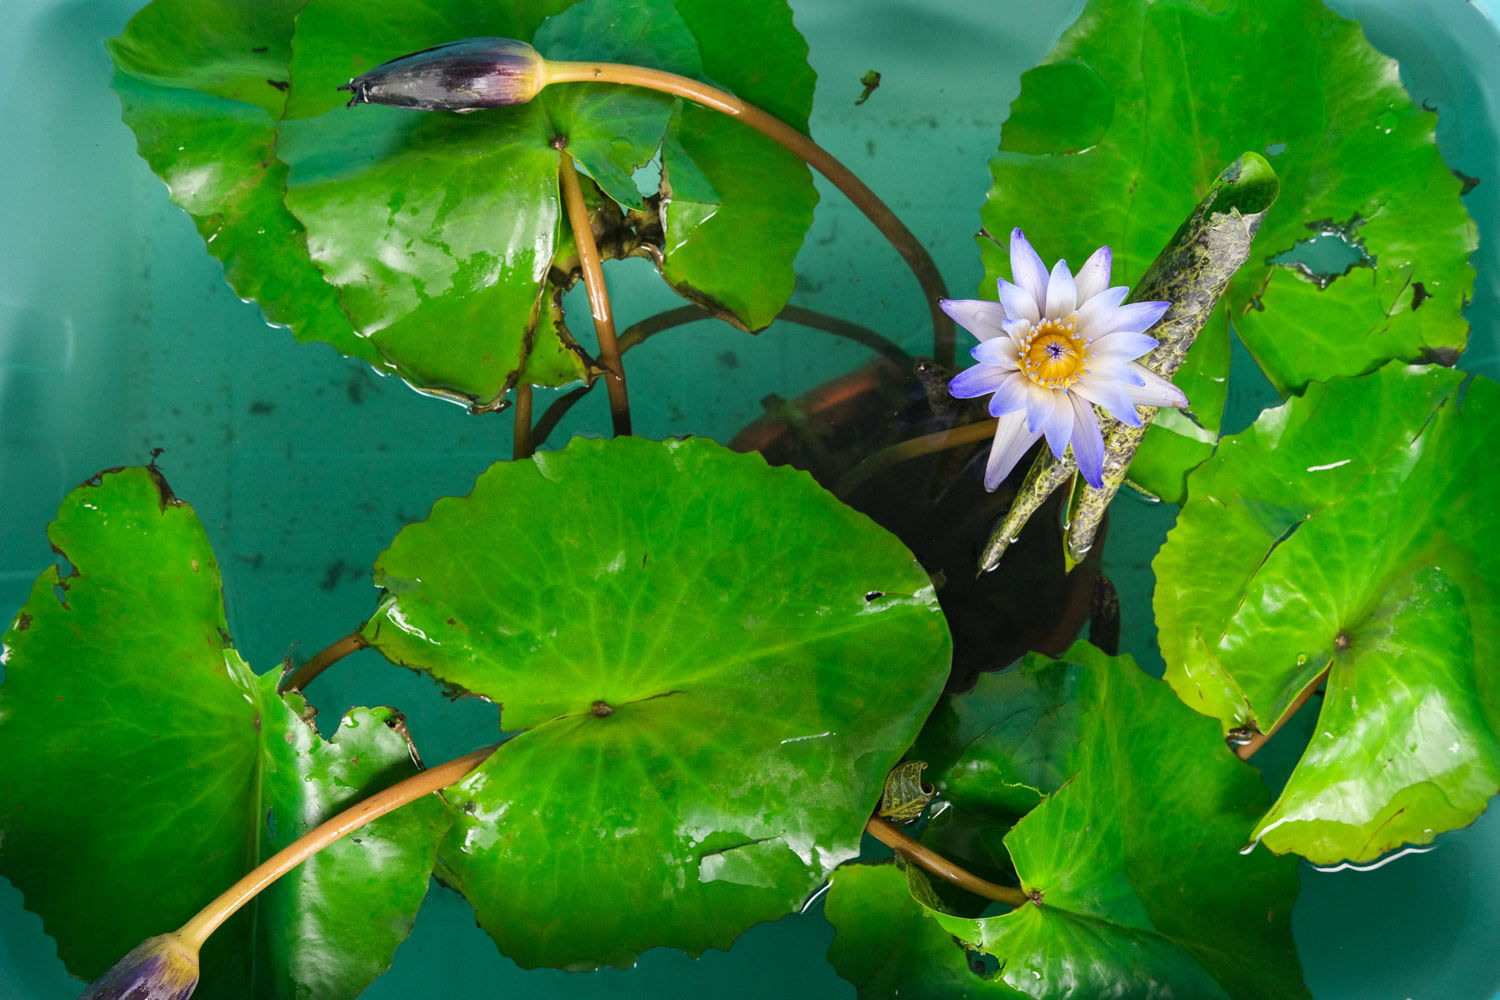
[0,468,448,998]
[1126,319,1229,503]
[1154,363,1500,864]
[112,0,817,408]
[825,864,1030,1000]
[827,643,1307,1000]
[981,0,1475,483]
[107,0,387,370]
[656,0,818,331]
[900,655,1089,906]
[281,0,687,406]
[911,654,1086,825]
[360,436,952,969]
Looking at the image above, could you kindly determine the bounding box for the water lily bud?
[339,38,545,111]
[80,934,199,1000]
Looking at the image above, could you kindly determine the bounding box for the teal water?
[1,0,1498,996]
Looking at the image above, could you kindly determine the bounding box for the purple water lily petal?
[941,298,1009,341]
[1086,355,1147,388]
[1090,330,1159,360]
[973,334,1022,368]
[987,370,1032,417]
[1037,390,1075,459]
[946,228,1183,494]
[1045,258,1077,316]
[1074,246,1112,304]
[1072,375,1143,427]
[1009,228,1050,314]
[996,277,1040,325]
[950,363,1011,398]
[1076,285,1130,329]
[983,409,1041,491]
[1122,364,1190,407]
[1090,300,1171,338]
[82,935,199,1000]
[1068,393,1106,489]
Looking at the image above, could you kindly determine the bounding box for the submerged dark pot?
[729,356,1104,693]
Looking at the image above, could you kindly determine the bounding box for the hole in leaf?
[967,949,1000,979]
[1264,141,1287,157]
[1270,214,1377,289]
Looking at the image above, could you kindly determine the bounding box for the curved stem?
[176,745,496,950]
[616,304,913,367]
[834,419,997,497]
[532,304,914,451]
[558,150,631,436]
[513,381,534,459]
[866,817,1027,908]
[531,384,593,451]
[541,60,955,366]
[772,306,915,366]
[280,632,368,693]
[1237,668,1329,761]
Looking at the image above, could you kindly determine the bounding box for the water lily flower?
[80,933,199,1000]
[340,38,545,111]
[945,228,1186,491]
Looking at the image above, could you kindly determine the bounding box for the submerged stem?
[514,381,534,459]
[176,745,496,950]
[541,60,954,366]
[280,633,368,693]
[615,304,913,367]
[1237,668,1329,761]
[531,304,913,451]
[865,817,1028,908]
[558,150,631,436]
[834,419,997,498]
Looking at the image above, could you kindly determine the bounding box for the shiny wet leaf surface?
[981,0,1475,494]
[109,0,818,407]
[826,643,1307,1000]
[0,468,448,999]
[1155,363,1500,864]
[361,436,952,969]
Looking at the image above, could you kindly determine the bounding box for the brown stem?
[616,304,913,367]
[176,745,496,949]
[513,381,534,459]
[834,419,997,498]
[541,60,955,366]
[865,817,1028,908]
[558,150,631,436]
[280,633,368,693]
[1237,668,1330,761]
[532,304,914,451]
[531,385,593,451]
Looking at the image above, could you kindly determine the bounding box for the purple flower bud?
[339,37,545,112]
[81,934,199,1000]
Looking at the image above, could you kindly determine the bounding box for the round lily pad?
[106,0,387,371]
[828,644,1307,1000]
[1155,363,1500,864]
[0,467,448,998]
[110,0,819,409]
[361,436,952,968]
[982,0,1475,492]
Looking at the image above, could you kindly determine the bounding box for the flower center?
[1017,315,1089,390]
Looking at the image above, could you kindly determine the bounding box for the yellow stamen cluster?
[1017,315,1090,390]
